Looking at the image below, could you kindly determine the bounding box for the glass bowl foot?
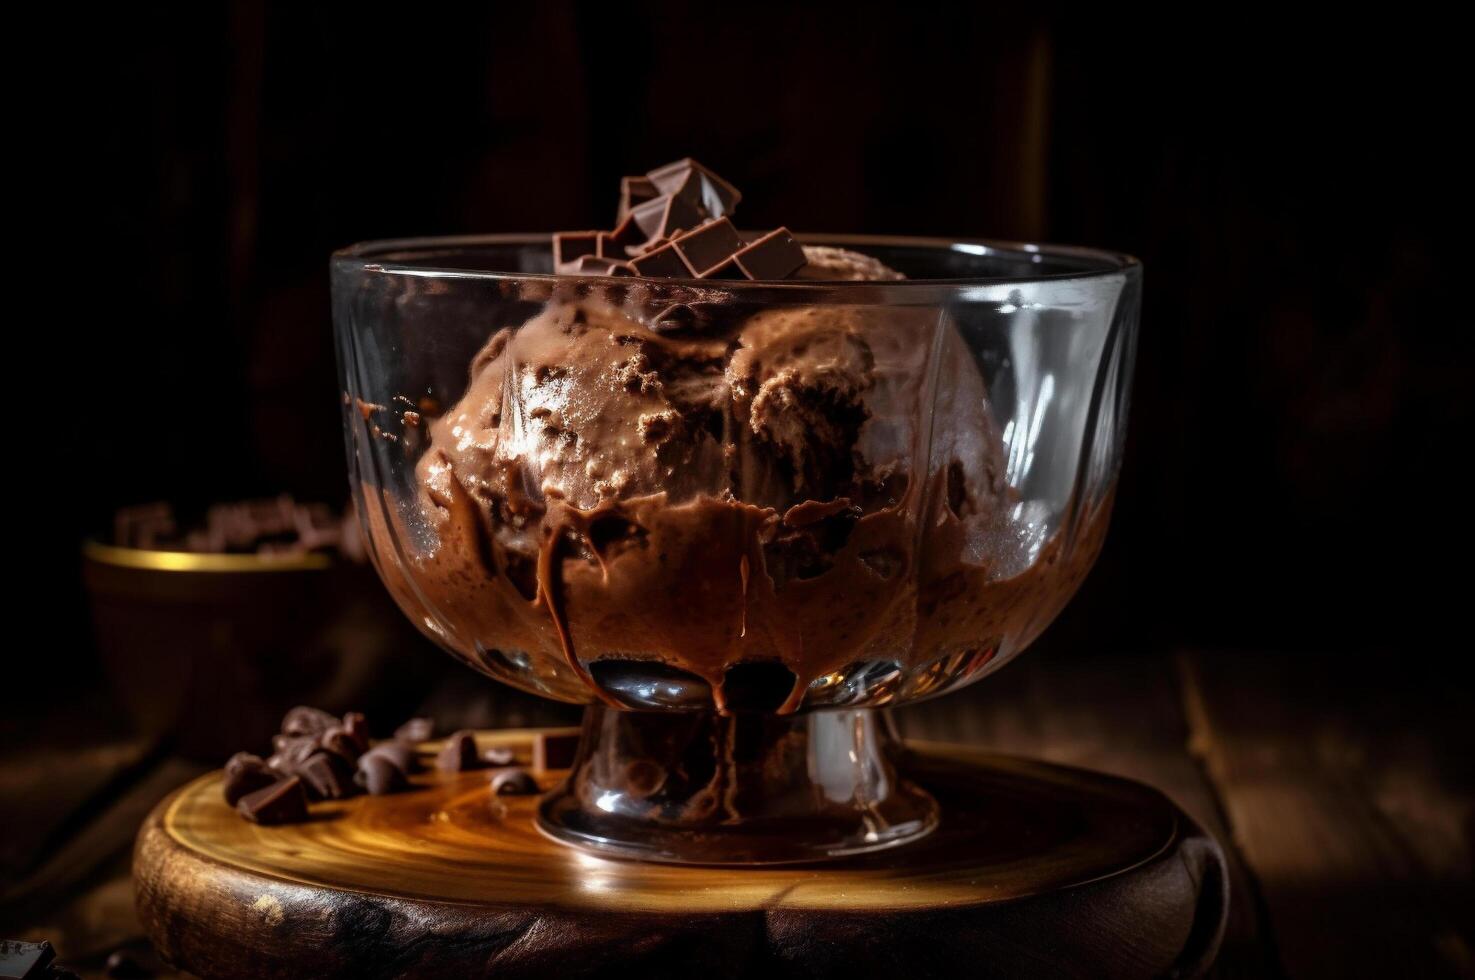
[537,705,938,865]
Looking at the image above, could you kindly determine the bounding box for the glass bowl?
[331,234,1139,863]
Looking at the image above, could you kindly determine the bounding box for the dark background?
[46,5,1465,690]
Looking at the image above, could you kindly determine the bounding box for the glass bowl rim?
[331,233,1140,293]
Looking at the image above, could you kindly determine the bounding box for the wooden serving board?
[134,729,1227,979]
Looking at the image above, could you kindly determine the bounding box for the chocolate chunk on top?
[617,175,658,221]
[630,240,695,279]
[629,192,705,243]
[222,752,278,806]
[553,231,602,272]
[733,227,807,280]
[647,158,741,217]
[575,255,634,276]
[436,730,482,773]
[236,776,308,825]
[671,218,745,276]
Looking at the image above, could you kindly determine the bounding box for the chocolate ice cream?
[361,162,1110,713]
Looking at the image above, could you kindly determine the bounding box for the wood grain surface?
[134,732,1227,979]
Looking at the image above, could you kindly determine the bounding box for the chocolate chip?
[364,740,420,774]
[356,753,408,796]
[533,731,580,772]
[236,776,308,825]
[298,752,356,801]
[490,768,540,796]
[281,705,337,737]
[394,717,434,743]
[222,752,278,806]
[436,730,482,773]
[482,745,517,767]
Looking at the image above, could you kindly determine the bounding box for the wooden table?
[3,649,1470,979]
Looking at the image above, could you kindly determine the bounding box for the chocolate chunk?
[490,768,540,796]
[630,240,695,278]
[364,740,420,774]
[617,175,658,221]
[533,731,580,772]
[318,725,361,763]
[607,212,643,252]
[574,255,634,276]
[436,730,482,773]
[647,158,741,217]
[552,231,601,271]
[482,745,517,767]
[394,717,434,743]
[268,734,318,773]
[236,776,308,825]
[356,753,408,795]
[281,705,337,737]
[671,217,744,276]
[0,938,55,979]
[698,258,745,280]
[594,232,623,259]
[629,192,704,242]
[342,711,371,754]
[732,227,806,280]
[222,752,278,806]
[298,751,356,801]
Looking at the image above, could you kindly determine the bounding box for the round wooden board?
[135,729,1227,979]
